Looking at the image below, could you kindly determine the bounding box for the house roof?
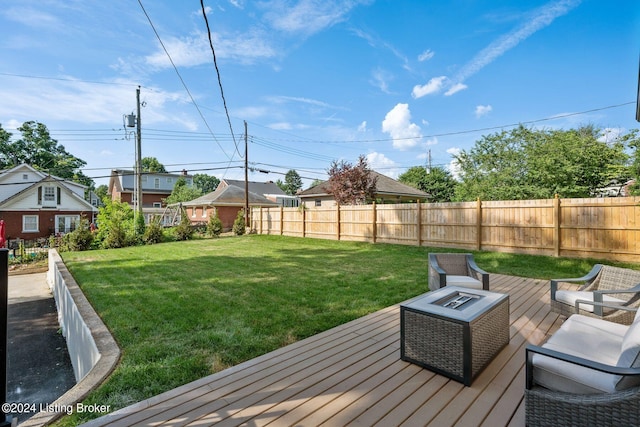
[0,174,98,212]
[109,169,194,194]
[222,179,286,197]
[298,171,429,200]
[177,183,279,207]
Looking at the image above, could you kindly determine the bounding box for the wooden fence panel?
[421,202,477,249]
[376,203,417,245]
[339,205,374,242]
[251,197,640,262]
[481,199,555,256]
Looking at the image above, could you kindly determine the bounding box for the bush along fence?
[250,196,640,263]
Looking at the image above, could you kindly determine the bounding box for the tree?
[278,170,303,195]
[0,121,93,187]
[141,157,166,173]
[164,177,203,205]
[398,166,457,202]
[95,184,109,202]
[453,125,629,201]
[193,173,220,194]
[326,155,377,205]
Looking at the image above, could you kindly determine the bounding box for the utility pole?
[244,121,249,229]
[136,86,143,222]
[427,149,432,173]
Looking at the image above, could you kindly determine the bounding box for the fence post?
[336,204,341,241]
[416,200,422,247]
[476,198,482,251]
[554,194,561,257]
[259,207,263,235]
[280,206,284,236]
[372,202,377,243]
[302,205,306,238]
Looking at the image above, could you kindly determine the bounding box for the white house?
[0,164,98,241]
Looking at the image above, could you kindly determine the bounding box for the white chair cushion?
[446,275,483,289]
[533,315,626,394]
[616,318,640,390]
[555,290,625,313]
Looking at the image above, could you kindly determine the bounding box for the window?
[202,206,207,217]
[22,174,28,180]
[315,200,322,207]
[167,177,173,184]
[22,215,39,233]
[154,178,160,189]
[153,202,162,208]
[191,208,196,217]
[56,215,80,234]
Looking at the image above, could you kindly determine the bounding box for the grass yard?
[55,234,639,425]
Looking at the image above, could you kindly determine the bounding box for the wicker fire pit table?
[400,286,510,386]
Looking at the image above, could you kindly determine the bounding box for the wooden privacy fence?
[250,196,640,262]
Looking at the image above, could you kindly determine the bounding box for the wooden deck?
[83,274,564,427]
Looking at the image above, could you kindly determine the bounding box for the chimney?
[181,169,188,176]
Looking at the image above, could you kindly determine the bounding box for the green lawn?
[56,234,639,425]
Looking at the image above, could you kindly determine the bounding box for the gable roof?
[109,169,194,194]
[177,183,279,207]
[221,179,286,197]
[0,174,97,211]
[298,171,429,199]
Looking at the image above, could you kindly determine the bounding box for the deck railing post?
[0,249,12,426]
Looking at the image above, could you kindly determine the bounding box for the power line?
[199,0,240,157]
[137,0,232,160]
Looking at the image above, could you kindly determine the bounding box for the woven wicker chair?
[525,306,640,427]
[550,264,640,325]
[428,253,489,291]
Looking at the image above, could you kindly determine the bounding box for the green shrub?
[232,209,245,235]
[143,216,164,244]
[60,218,94,251]
[207,212,223,237]
[174,208,194,241]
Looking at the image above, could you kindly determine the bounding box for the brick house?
[179,181,279,231]
[108,168,194,225]
[298,171,429,207]
[0,164,98,241]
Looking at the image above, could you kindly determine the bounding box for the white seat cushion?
[446,275,483,289]
[616,318,640,390]
[555,290,625,313]
[532,315,626,394]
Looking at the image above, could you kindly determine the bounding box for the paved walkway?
[6,272,76,424]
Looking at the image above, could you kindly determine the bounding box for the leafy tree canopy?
[453,125,632,201]
[141,157,167,173]
[193,173,220,194]
[278,169,303,195]
[398,166,457,202]
[326,154,377,205]
[164,177,203,205]
[0,121,93,187]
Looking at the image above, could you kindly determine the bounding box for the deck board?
[83,274,565,427]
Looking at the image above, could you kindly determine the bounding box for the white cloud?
[370,68,393,94]
[446,147,462,180]
[475,105,493,118]
[412,76,447,99]
[145,30,277,69]
[451,0,581,87]
[418,49,434,62]
[599,127,624,143]
[444,83,468,96]
[366,152,400,178]
[381,103,422,150]
[357,121,367,132]
[265,0,371,36]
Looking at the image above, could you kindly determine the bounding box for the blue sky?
[1,0,639,188]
